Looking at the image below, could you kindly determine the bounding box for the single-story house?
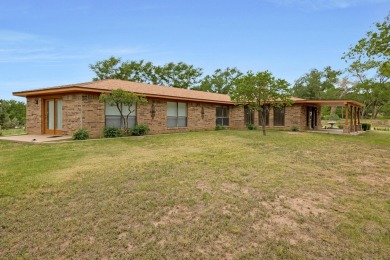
[13,79,364,137]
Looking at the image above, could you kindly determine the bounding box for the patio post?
[357,107,361,131]
[350,105,354,132]
[343,104,350,133]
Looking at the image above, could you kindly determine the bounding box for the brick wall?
[26,97,42,134]
[25,94,322,137]
[62,94,104,137]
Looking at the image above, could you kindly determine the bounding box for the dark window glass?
[244,106,254,125]
[273,106,285,126]
[258,106,269,126]
[216,107,229,126]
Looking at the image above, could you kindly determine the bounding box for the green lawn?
[1,130,389,259]
[0,128,26,136]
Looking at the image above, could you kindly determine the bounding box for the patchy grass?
[0,130,389,259]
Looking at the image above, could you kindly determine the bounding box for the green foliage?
[0,99,26,129]
[231,70,291,136]
[215,124,226,130]
[343,13,390,119]
[362,123,371,131]
[72,129,89,140]
[103,127,123,138]
[90,57,203,89]
[131,124,150,136]
[338,124,344,129]
[323,114,340,121]
[100,89,147,131]
[246,123,257,130]
[374,127,390,131]
[291,126,299,132]
[291,66,342,99]
[193,67,242,94]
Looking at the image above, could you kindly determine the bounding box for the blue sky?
[1,0,389,101]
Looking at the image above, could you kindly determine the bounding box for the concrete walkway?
[0,134,71,143]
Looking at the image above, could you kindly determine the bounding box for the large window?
[273,106,285,126]
[105,103,136,128]
[167,102,187,128]
[244,106,254,125]
[258,106,269,126]
[216,106,229,126]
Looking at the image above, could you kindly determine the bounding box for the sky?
[1,0,389,101]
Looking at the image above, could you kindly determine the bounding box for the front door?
[44,99,62,135]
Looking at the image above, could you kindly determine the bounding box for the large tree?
[231,71,291,136]
[99,89,147,133]
[90,57,202,89]
[342,13,390,118]
[192,67,242,94]
[292,66,342,100]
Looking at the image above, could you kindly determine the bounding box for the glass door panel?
[56,100,62,130]
[47,100,55,130]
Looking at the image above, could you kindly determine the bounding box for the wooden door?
[44,99,62,135]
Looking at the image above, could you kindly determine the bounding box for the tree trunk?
[261,109,266,136]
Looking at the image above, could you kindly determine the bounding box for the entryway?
[44,98,62,135]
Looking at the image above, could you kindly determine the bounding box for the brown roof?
[13,79,362,107]
[13,79,234,104]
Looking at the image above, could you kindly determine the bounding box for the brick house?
[13,79,364,137]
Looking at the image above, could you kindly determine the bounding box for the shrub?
[132,124,150,136]
[73,129,89,140]
[362,123,371,131]
[246,123,257,130]
[337,124,344,129]
[291,126,299,132]
[104,127,122,138]
[215,124,226,130]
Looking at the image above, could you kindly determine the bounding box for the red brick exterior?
[25,94,321,137]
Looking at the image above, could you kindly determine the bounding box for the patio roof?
[294,99,364,107]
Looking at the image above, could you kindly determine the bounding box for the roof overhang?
[13,87,234,105]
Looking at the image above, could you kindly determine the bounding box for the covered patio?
[297,100,365,134]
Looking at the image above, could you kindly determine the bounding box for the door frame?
[42,97,63,135]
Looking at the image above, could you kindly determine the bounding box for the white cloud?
[268,0,389,10]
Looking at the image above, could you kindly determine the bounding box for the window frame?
[244,106,255,125]
[216,106,229,126]
[104,102,137,129]
[167,101,187,128]
[273,106,285,127]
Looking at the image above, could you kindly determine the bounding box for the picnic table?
[328,121,337,128]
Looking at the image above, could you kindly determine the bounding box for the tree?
[231,71,292,136]
[192,67,242,94]
[342,13,390,118]
[0,99,26,129]
[292,66,342,100]
[154,62,203,89]
[90,57,203,89]
[99,89,147,133]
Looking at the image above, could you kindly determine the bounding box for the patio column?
[357,107,361,131]
[350,105,354,132]
[343,104,350,133]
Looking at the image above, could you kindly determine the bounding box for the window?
[258,106,269,126]
[244,106,254,125]
[105,103,136,128]
[273,106,285,126]
[167,102,187,128]
[216,106,229,126]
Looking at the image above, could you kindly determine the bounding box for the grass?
[1,130,389,258]
[0,128,26,136]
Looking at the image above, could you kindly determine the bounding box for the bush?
[104,127,123,138]
[73,129,89,140]
[215,124,226,130]
[337,124,344,129]
[291,126,299,132]
[132,124,150,136]
[246,123,257,130]
[362,123,371,131]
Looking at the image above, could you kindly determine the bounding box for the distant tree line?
[0,100,26,129]
[90,14,390,119]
